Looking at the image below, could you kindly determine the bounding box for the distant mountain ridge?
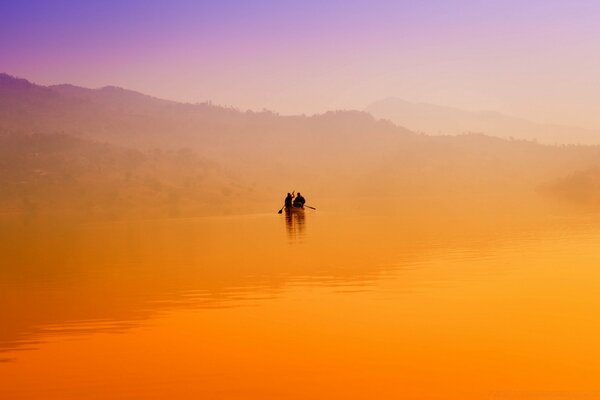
[0,73,411,168]
[4,72,600,214]
[366,97,600,145]
[49,82,174,112]
[4,73,599,146]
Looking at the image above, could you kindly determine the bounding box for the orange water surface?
[1,206,600,399]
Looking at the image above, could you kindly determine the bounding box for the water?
[1,206,600,399]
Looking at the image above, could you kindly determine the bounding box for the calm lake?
[1,203,600,399]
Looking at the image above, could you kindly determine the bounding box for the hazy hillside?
[0,73,409,168]
[366,98,600,145]
[0,132,248,217]
[543,167,600,207]
[2,73,600,216]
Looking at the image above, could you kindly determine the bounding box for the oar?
[305,205,316,210]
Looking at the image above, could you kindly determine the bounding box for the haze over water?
[2,200,600,399]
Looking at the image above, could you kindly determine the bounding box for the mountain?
[0,73,417,187]
[365,98,600,145]
[3,73,600,216]
[0,73,409,159]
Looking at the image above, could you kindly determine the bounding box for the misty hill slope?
[366,98,600,145]
[0,73,416,187]
[0,132,247,216]
[542,167,600,207]
[0,73,410,161]
[3,73,600,215]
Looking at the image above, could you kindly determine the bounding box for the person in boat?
[293,192,306,208]
[284,192,294,209]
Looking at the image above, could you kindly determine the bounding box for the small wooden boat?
[285,205,305,213]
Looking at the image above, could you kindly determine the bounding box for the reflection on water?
[2,205,600,399]
[284,208,306,239]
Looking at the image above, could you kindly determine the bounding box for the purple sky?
[3,0,600,128]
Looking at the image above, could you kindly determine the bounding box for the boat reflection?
[284,207,306,239]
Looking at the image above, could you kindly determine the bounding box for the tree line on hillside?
[0,131,249,216]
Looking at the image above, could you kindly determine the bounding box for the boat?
[285,205,305,213]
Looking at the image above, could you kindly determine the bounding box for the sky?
[2,0,600,129]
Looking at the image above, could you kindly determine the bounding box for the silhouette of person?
[284,192,294,209]
[293,192,305,208]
